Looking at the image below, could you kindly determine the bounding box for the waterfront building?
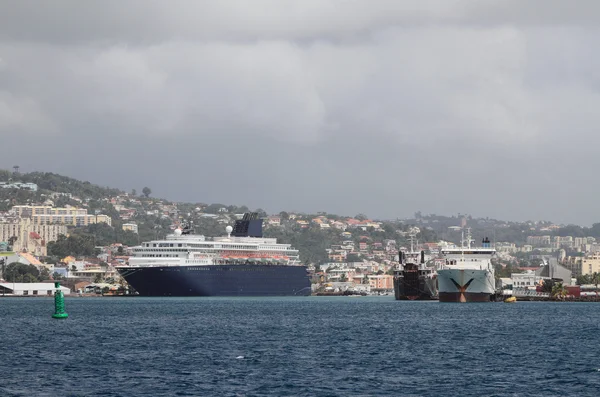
[565,255,590,278]
[0,282,70,296]
[69,264,117,280]
[511,270,544,289]
[368,274,393,291]
[577,254,600,276]
[536,258,574,284]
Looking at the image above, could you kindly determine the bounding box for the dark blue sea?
[1,296,599,396]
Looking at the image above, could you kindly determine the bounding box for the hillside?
[0,169,420,263]
[3,168,599,265]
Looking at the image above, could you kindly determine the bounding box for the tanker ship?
[393,228,438,300]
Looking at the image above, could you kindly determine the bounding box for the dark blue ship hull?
[117,264,312,297]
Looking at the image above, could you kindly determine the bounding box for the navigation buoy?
[52,282,68,319]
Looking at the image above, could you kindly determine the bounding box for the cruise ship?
[437,229,496,302]
[116,213,311,296]
[393,229,438,300]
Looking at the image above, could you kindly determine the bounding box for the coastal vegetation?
[2,262,50,282]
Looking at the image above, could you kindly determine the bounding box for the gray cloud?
[1,1,600,224]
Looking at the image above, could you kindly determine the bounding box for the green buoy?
[52,281,68,319]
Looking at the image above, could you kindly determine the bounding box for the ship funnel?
[231,212,263,237]
[398,250,404,264]
[420,250,425,264]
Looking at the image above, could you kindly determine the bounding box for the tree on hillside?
[131,188,137,196]
[203,203,228,214]
[4,262,41,282]
[142,187,152,198]
[355,214,368,221]
[55,196,79,207]
[19,172,123,199]
[47,234,96,257]
[39,267,50,281]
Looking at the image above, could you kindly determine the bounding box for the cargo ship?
[393,229,438,300]
[116,213,311,296]
[437,229,496,302]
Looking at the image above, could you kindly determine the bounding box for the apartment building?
[13,205,87,217]
[0,218,67,256]
[368,274,393,290]
[526,235,551,246]
[581,254,600,276]
[30,213,112,227]
[122,223,138,234]
[13,205,112,227]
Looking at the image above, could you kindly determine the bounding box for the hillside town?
[1,170,600,297]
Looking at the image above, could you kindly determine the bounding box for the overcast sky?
[1,1,599,224]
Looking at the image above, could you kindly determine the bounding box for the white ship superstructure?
[127,227,300,268]
[437,229,496,302]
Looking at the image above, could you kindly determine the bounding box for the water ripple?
[0,297,599,396]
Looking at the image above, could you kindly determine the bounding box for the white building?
[511,271,544,289]
[0,282,70,296]
[0,182,38,191]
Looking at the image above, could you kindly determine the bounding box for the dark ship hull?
[117,264,312,297]
[393,269,438,300]
[394,249,438,300]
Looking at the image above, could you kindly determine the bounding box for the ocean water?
[0,297,599,397]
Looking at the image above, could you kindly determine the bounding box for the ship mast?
[408,227,420,253]
[466,227,473,249]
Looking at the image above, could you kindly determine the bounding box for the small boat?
[504,296,517,303]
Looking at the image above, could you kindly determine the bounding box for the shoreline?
[2,294,600,302]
